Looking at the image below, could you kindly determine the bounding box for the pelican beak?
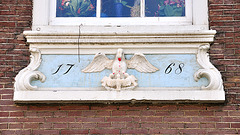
[117,49,123,61]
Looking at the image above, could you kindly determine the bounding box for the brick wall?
[0,0,239,134]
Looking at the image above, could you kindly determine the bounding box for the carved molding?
[194,44,223,90]
[14,48,46,91]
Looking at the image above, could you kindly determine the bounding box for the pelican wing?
[82,53,113,73]
[126,53,159,73]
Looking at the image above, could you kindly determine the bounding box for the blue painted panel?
[31,54,208,88]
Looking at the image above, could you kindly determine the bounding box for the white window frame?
[49,0,192,26]
[32,0,209,31]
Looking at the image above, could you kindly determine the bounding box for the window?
[50,0,192,25]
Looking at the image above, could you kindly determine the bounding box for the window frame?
[49,0,192,26]
[33,0,209,31]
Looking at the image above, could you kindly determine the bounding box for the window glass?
[101,0,140,17]
[56,0,96,17]
[56,0,185,18]
[145,0,185,17]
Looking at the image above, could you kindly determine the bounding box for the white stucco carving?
[14,48,46,91]
[194,44,223,90]
[82,49,158,90]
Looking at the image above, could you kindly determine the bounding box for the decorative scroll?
[194,44,223,90]
[14,48,46,91]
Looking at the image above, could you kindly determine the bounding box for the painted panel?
[31,54,208,88]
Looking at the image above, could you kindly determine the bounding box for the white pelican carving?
[82,49,159,90]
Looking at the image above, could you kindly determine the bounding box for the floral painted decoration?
[57,0,95,17]
[146,0,185,17]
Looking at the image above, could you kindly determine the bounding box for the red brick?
[95,111,111,116]
[231,123,240,128]
[184,123,199,128]
[82,110,96,116]
[199,111,215,116]
[149,129,179,134]
[9,112,24,117]
[24,111,38,117]
[223,54,239,59]
[76,117,105,122]
[112,110,126,116]
[216,123,230,128]
[28,105,60,111]
[210,5,233,10]
[150,105,178,110]
[39,123,53,129]
[37,112,53,117]
[139,117,162,122]
[0,105,28,111]
[2,130,31,135]
[53,123,68,129]
[178,105,205,110]
[184,111,199,116]
[60,105,89,110]
[169,123,185,128]
[17,118,44,122]
[24,123,39,129]
[164,117,191,122]
[126,110,141,116]
[222,117,240,122]
[61,129,89,134]
[141,123,155,128]
[141,110,155,116]
[32,130,59,134]
[68,123,82,129]
[121,129,148,134]
[179,129,207,134]
[0,22,15,27]
[155,111,170,116]
[45,117,75,123]
[118,105,148,110]
[97,122,111,128]
[191,117,221,122]
[111,122,126,128]
[54,111,67,117]
[90,105,118,110]
[207,129,238,134]
[126,122,141,128]
[215,111,228,116]
[209,0,223,4]
[9,123,24,129]
[209,10,223,15]
[200,123,215,128]
[68,111,83,116]
[0,124,8,129]
[170,111,184,116]
[224,10,240,14]
[0,112,9,117]
[106,117,132,122]
[0,118,17,123]
[211,16,233,21]
[82,123,97,128]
